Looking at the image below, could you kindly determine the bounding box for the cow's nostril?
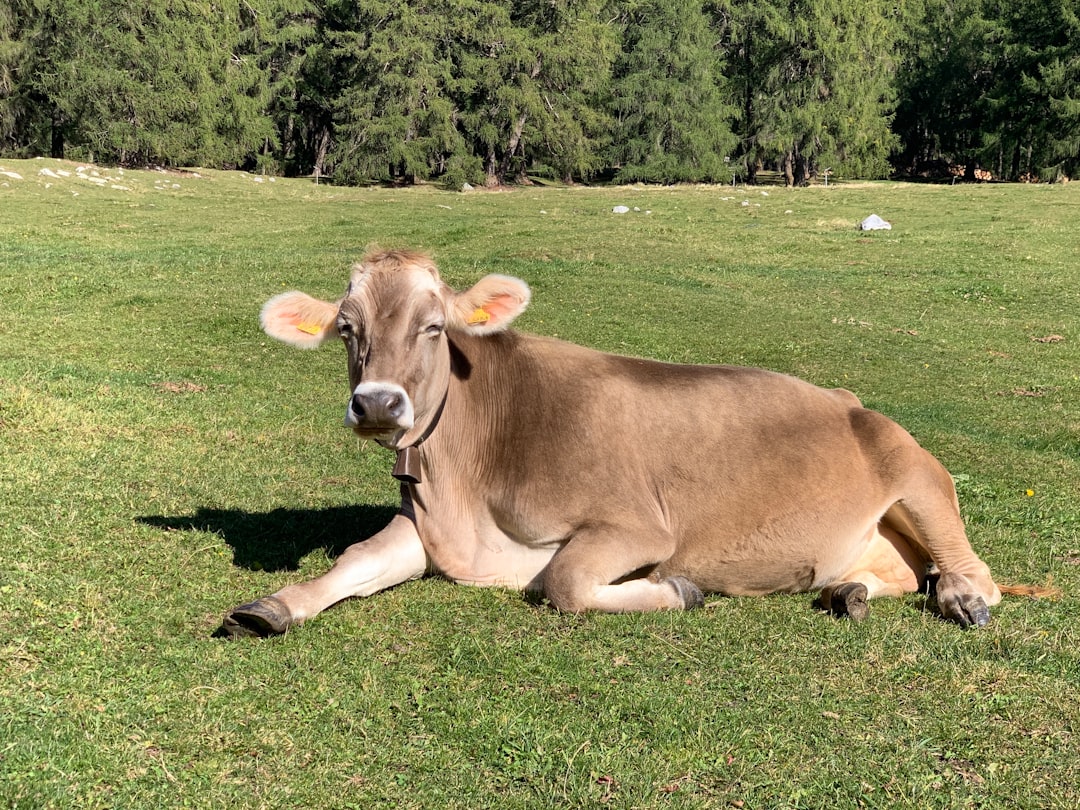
[351,393,366,418]
[384,392,403,416]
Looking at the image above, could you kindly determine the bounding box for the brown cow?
[221,248,1005,637]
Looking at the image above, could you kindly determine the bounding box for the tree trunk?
[742,32,755,185]
[50,110,65,159]
[312,125,330,183]
[490,59,541,186]
[782,149,795,187]
[1009,139,1021,180]
[282,91,297,168]
[746,157,758,185]
[495,110,528,185]
[793,149,808,186]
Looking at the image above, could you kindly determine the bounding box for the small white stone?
[859,214,892,231]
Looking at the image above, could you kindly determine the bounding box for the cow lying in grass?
[222,248,1017,637]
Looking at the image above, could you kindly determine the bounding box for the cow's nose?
[351,389,406,422]
[346,382,414,432]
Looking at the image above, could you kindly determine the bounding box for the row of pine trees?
[2,0,1078,187]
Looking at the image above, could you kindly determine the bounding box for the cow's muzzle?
[345,382,414,437]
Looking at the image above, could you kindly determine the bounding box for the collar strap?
[390,389,448,484]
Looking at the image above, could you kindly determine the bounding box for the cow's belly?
[660,518,881,597]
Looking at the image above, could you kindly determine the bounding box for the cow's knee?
[546,569,702,613]
[543,563,600,612]
[542,529,691,613]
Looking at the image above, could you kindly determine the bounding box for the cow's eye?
[424,322,445,338]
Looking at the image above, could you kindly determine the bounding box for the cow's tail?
[996,580,1061,600]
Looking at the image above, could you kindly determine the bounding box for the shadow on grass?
[137,504,399,572]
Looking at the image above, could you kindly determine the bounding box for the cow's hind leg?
[885,477,1001,627]
[543,526,702,613]
[852,412,1001,627]
[816,523,926,621]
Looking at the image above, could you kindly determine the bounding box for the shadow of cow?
[137,504,399,572]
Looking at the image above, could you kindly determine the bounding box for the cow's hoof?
[667,576,705,610]
[218,596,292,638]
[939,593,990,629]
[817,582,869,621]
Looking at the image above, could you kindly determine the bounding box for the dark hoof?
[217,596,292,638]
[940,594,990,629]
[667,576,705,610]
[816,582,869,622]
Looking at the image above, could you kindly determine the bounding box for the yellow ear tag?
[467,307,491,325]
[296,321,323,335]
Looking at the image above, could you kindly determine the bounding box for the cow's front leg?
[542,527,702,613]
[220,513,428,637]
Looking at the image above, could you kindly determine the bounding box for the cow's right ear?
[260,291,340,349]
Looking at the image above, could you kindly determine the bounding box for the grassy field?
[1,158,1078,809]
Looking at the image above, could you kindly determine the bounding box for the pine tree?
[442,0,539,186]
[894,0,1003,176]
[988,0,1080,179]
[1040,1,1080,177]
[1,0,284,167]
[893,0,1080,181]
[234,0,320,175]
[452,0,617,186]
[722,0,900,185]
[611,0,736,184]
[322,0,463,185]
[0,0,24,152]
[509,0,616,184]
[3,0,86,158]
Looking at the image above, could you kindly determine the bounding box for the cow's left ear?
[260,291,340,348]
[449,274,531,334]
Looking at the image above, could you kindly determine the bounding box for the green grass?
[1,159,1078,809]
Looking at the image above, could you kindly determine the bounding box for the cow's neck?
[390,386,448,485]
[391,330,531,486]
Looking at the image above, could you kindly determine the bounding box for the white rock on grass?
[612,205,630,214]
[859,214,892,231]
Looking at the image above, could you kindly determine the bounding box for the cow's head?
[259,249,530,448]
